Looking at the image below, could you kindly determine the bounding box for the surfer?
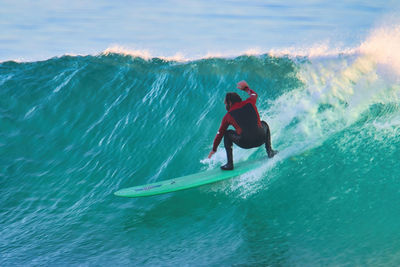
[208,80,277,170]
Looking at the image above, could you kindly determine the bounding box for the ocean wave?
[2,23,400,265]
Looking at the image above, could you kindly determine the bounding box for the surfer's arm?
[244,87,257,103]
[237,80,257,103]
[212,114,230,152]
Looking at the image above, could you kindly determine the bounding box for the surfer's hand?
[208,150,215,159]
[237,80,249,90]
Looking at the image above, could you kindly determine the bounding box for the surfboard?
[114,157,267,198]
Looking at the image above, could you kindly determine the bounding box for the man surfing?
[208,80,277,170]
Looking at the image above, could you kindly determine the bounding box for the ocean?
[2,1,400,266]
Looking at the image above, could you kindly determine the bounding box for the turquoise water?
[2,1,400,264]
[2,35,400,265]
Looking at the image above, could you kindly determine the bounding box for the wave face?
[1,48,400,265]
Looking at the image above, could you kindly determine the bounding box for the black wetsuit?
[224,121,272,153]
[212,88,274,159]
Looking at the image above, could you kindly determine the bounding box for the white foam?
[99,23,400,70]
[103,45,188,62]
[269,41,357,59]
[358,25,400,76]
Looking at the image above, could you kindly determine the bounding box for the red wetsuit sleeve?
[212,113,231,152]
[244,87,258,104]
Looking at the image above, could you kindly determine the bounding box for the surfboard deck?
[114,157,267,198]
